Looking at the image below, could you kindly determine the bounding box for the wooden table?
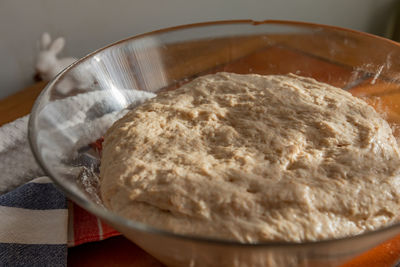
[2,31,400,266]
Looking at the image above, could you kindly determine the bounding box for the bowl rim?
[28,19,400,248]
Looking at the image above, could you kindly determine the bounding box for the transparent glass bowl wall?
[29,20,400,266]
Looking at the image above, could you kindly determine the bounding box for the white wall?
[0,0,396,99]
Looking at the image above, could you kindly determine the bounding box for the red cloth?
[68,202,120,247]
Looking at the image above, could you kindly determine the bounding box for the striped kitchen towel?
[0,89,155,266]
[0,176,68,266]
[0,175,120,266]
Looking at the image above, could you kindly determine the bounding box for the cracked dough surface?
[100,72,400,242]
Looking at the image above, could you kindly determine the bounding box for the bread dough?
[100,72,400,242]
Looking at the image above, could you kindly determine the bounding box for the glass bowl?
[28,20,400,266]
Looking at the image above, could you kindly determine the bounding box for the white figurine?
[35,32,96,95]
[35,32,77,82]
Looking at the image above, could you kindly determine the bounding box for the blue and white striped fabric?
[0,116,68,266]
[0,176,68,266]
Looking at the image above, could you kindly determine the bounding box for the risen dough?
[100,72,400,242]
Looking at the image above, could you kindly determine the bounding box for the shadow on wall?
[386,0,400,41]
[367,0,397,37]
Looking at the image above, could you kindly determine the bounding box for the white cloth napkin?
[0,115,44,194]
